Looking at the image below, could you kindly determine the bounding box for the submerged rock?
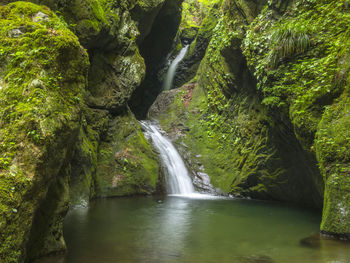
[300,233,350,249]
[238,254,275,263]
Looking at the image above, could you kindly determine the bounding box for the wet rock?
[193,172,217,194]
[148,89,180,118]
[8,27,25,37]
[180,26,198,43]
[300,234,322,248]
[238,254,275,263]
[300,233,350,249]
[0,2,89,261]
[33,11,49,22]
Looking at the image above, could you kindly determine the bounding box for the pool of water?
[36,196,350,263]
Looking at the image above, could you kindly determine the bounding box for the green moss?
[180,25,199,42]
[95,108,159,197]
[156,0,323,207]
[173,0,222,88]
[0,1,88,172]
[0,2,89,261]
[180,0,214,30]
[242,0,350,235]
[316,92,350,235]
[87,47,145,112]
[242,0,350,148]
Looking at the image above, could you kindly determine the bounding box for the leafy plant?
[267,23,312,68]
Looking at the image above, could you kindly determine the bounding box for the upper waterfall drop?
[140,121,195,195]
[163,45,189,91]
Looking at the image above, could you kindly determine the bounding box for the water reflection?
[35,197,350,263]
[134,197,191,262]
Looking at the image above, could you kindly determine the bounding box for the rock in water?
[238,254,275,263]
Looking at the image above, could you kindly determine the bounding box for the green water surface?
[36,196,350,263]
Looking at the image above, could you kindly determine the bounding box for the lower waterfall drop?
[140,121,195,195]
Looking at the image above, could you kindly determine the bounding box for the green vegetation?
[0,2,87,171]
[242,0,350,236]
[181,0,214,29]
[95,109,160,197]
[243,1,350,144]
[179,0,217,43]
[156,0,350,231]
[1,0,350,261]
[0,2,89,262]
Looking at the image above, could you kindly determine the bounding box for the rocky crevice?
[129,0,183,119]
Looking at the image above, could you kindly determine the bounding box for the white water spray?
[163,45,189,91]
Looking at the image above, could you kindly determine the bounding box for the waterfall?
[163,45,189,91]
[140,121,195,195]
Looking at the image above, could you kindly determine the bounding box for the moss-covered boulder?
[0,2,89,262]
[317,93,350,237]
[87,47,145,113]
[180,26,198,43]
[95,108,160,196]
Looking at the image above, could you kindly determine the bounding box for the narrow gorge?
[0,0,349,262]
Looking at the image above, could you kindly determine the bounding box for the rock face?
[242,0,350,239]
[0,2,89,262]
[0,0,183,262]
[129,0,183,118]
[150,0,350,238]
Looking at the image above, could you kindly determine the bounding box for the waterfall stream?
[163,45,189,91]
[140,121,195,195]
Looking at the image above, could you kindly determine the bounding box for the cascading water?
[140,121,195,195]
[163,45,189,91]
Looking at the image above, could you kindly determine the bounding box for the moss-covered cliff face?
[0,2,89,262]
[150,0,350,237]
[0,0,183,261]
[242,0,350,238]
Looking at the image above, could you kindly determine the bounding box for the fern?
[267,24,312,68]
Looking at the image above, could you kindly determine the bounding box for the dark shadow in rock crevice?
[129,0,183,119]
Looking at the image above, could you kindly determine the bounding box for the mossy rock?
[95,108,160,197]
[242,0,350,236]
[129,0,184,118]
[87,48,146,114]
[180,26,199,43]
[131,0,166,43]
[0,1,89,262]
[317,92,350,237]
